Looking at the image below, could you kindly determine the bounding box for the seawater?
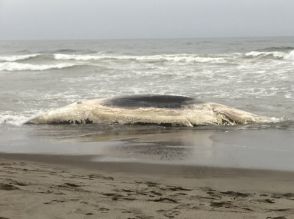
[0,37,294,170]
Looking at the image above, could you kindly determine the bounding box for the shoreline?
[1,153,294,218]
[1,152,294,178]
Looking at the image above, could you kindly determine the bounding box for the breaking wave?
[0,54,40,62]
[0,62,79,71]
[0,113,32,126]
[245,50,294,60]
[54,53,227,64]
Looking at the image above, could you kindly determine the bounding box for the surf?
[54,53,227,64]
[0,62,78,71]
[245,50,294,60]
[0,54,40,62]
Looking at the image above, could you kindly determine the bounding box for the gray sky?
[0,0,294,40]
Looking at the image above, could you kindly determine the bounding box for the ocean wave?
[0,62,78,71]
[261,46,294,52]
[245,50,294,60]
[0,54,40,62]
[285,50,294,60]
[0,114,31,126]
[54,53,227,64]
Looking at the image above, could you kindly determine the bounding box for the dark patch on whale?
[102,95,201,109]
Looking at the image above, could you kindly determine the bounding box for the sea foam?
[0,62,78,71]
[245,50,294,60]
[0,114,31,126]
[0,54,40,62]
[54,53,227,64]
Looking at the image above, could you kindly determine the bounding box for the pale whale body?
[26,95,273,127]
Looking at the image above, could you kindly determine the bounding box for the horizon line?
[0,35,293,41]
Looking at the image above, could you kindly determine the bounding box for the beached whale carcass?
[26,95,271,127]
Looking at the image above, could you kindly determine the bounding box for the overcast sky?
[0,0,293,40]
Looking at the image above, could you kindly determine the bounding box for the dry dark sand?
[1,153,294,219]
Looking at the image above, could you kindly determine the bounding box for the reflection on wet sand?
[0,124,294,171]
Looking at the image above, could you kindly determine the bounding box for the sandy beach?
[1,1,294,218]
[1,153,294,219]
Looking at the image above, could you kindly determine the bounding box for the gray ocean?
[0,38,294,170]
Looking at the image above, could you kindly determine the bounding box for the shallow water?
[0,124,293,171]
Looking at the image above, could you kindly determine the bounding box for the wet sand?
[1,125,294,218]
[1,125,294,171]
[1,153,294,219]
